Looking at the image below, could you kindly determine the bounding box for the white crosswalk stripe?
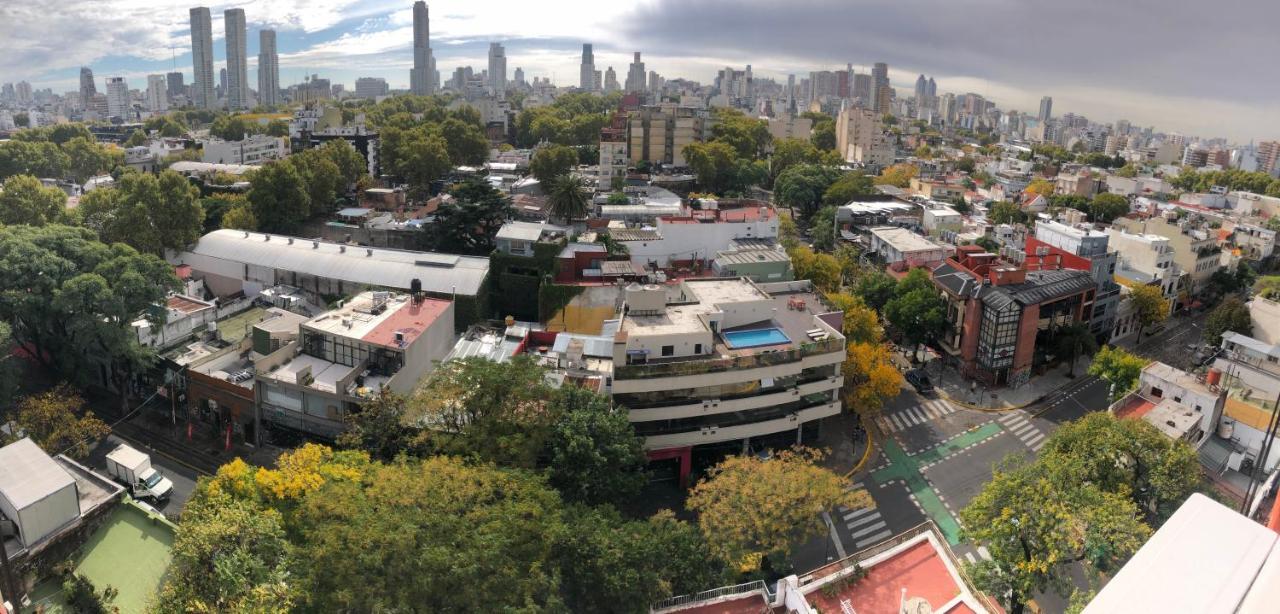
[877,400,957,433]
[838,495,895,549]
[978,546,992,560]
[964,552,977,563]
[998,411,1048,451]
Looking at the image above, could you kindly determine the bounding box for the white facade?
[835,105,892,167]
[623,210,779,268]
[1035,219,1110,257]
[200,134,288,165]
[922,207,963,234]
[487,42,507,97]
[145,74,167,112]
[1106,228,1178,300]
[258,30,280,106]
[0,438,80,548]
[190,7,215,109]
[868,227,952,264]
[354,77,389,100]
[223,8,248,110]
[598,139,628,189]
[104,76,129,118]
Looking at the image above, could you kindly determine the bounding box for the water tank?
[411,278,422,294]
[1218,418,1235,439]
[625,283,666,313]
[1206,368,1222,387]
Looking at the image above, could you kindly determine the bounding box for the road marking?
[1025,432,1046,449]
[879,400,958,433]
[965,552,977,563]
[823,510,847,560]
[858,529,893,546]
[851,520,889,538]
[848,513,883,530]
[890,413,908,430]
[843,507,875,521]
[978,546,992,560]
[1010,422,1036,437]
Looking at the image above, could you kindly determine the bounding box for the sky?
[0,0,1276,142]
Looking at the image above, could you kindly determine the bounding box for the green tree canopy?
[0,174,68,226]
[77,170,204,255]
[546,173,591,224]
[988,200,1025,225]
[1088,345,1150,396]
[1203,296,1253,346]
[247,160,310,233]
[821,171,876,208]
[419,178,511,254]
[545,386,646,506]
[1129,284,1170,341]
[530,143,581,184]
[1090,193,1131,223]
[774,163,843,217]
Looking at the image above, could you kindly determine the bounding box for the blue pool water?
[723,327,791,349]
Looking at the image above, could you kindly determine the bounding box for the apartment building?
[1028,220,1120,337]
[608,279,846,486]
[614,201,780,269]
[200,134,288,165]
[597,111,628,189]
[257,292,455,438]
[1105,227,1179,311]
[932,247,1096,387]
[834,105,892,168]
[910,178,965,201]
[868,226,953,266]
[1113,215,1222,299]
[627,103,711,166]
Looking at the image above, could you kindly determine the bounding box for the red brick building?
[932,245,1097,387]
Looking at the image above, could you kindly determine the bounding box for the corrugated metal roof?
[609,228,662,241]
[496,221,568,242]
[177,230,490,296]
[714,249,790,265]
[552,332,614,357]
[0,438,75,510]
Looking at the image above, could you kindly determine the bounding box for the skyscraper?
[926,77,936,98]
[105,76,129,118]
[514,67,525,87]
[15,81,33,106]
[78,67,96,108]
[786,74,796,114]
[604,67,618,93]
[224,8,248,110]
[871,62,889,113]
[487,42,506,97]
[166,72,184,99]
[146,74,168,112]
[580,43,595,91]
[914,74,927,103]
[411,1,435,95]
[189,7,215,109]
[852,72,871,105]
[258,29,279,106]
[625,52,646,93]
[1038,96,1053,122]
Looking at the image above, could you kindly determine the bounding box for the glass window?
[661,345,674,357]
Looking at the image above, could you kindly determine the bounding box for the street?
[82,433,200,517]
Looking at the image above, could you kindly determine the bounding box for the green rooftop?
[28,501,175,613]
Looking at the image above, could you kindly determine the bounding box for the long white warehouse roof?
[175,229,490,296]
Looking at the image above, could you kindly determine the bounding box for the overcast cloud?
[1,0,1275,140]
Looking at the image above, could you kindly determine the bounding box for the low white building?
[201,134,288,165]
[0,438,80,549]
[868,226,953,265]
[616,203,779,269]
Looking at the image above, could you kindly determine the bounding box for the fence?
[650,580,771,612]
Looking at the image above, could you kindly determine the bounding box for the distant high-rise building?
[166,72,184,99]
[487,42,507,97]
[189,7,215,108]
[105,76,129,118]
[1038,96,1053,122]
[852,72,871,106]
[926,77,936,98]
[604,67,618,93]
[871,62,890,113]
[648,70,662,93]
[625,52,646,93]
[224,8,248,109]
[786,74,796,114]
[14,81,33,106]
[580,43,595,91]
[354,77,389,99]
[146,74,168,112]
[79,67,96,108]
[219,68,227,99]
[1,83,14,103]
[1256,141,1280,175]
[914,74,927,102]
[258,29,279,107]
[513,67,525,87]
[411,1,435,95]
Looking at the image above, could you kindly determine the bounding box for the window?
[661,345,674,357]
[694,343,702,354]
[1151,386,1162,398]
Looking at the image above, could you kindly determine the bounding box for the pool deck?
[28,501,175,613]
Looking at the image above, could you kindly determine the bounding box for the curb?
[111,425,215,477]
[937,388,1047,413]
[845,428,875,478]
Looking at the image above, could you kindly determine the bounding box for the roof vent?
[367,248,373,257]
[312,241,319,249]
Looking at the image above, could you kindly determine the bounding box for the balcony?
[640,399,840,450]
[624,376,843,422]
[614,337,844,380]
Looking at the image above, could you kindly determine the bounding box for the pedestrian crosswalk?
[840,481,893,549]
[963,546,992,564]
[875,399,956,433]
[998,411,1047,452]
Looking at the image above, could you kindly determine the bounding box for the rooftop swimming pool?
[723,327,791,349]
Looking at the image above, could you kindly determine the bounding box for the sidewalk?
[930,355,1092,410]
[814,411,871,476]
[116,402,285,476]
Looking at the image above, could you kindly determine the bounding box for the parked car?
[905,369,935,395]
[104,444,174,502]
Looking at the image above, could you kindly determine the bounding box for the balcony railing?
[651,580,771,612]
[615,337,844,380]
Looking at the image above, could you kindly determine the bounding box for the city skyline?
[0,0,1276,140]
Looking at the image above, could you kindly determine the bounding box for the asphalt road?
[82,433,199,518]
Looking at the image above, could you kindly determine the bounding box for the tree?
[247,160,310,233]
[317,139,369,188]
[842,342,902,420]
[420,178,512,255]
[1049,193,1091,214]
[1053,322,1098,377]
[875,163,918,188]
[530,143,580,184]
[124,129,147,148]
[336,391,429,462]
[710,108,772,159]
[208,115,259,141]
[1042,412,1201,525]
[558,506,726,613]
[810,120,836,151]
[853,271,899,312]
[779,213,800,251]
[988,200,1025,225]
[1090,193,1130,223]
[0,174,67,225]
[1203,296,1253,346]
[687,448,873,569]
[810,206,837,251]
[292,456,566,612]
[546,174,591,224]
[789,247,841,292]
[77,170,204,255]
[962,460,1150,614]
[821,171,876,208]
[265,119,289,137]
[955,157,976,173]
[63,137,120,183]
[1088,345,1149,396]
[1129,284,1170,341]
[885,270,946,360]
[401,134,451,200]
[684,140,740,194]
[154,494,294,613]
[1025,178,1056,198]
[770,138,825,184]
[61,573,118,614]
[545,386,646,505]
[824,292,882,344]
[290,150,342,216]
[3,384,109,458]
[774,164,843,217]
[220,203,258,231]
[0,226,178,411]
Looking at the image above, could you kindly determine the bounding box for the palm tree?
[546,174,590,224]
[1054,322,1098,377]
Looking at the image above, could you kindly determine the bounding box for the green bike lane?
[869,422,1003,545]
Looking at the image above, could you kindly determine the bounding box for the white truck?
[104,444,174,502]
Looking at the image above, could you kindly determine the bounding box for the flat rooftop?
[870,226,947,253]
[305,293,450,349]
[1144,361,1216,397]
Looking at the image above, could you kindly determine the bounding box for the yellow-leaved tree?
[686,448,872,570]
[842,342,903,421]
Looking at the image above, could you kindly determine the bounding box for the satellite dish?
[904,597,934,614]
